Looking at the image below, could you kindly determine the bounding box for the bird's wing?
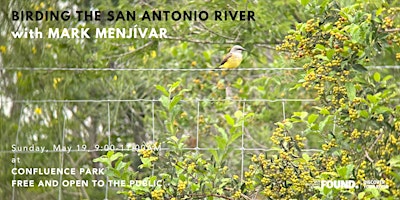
[219,52,233,66]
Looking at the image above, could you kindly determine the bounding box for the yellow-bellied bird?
[219,45,246,69]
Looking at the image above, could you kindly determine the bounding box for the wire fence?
[5,99,318,199]
[1,65,400,71]
[1,66,399,200]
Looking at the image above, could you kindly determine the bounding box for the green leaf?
[139,157,154,169]
[275,122,285,128]
[182,42,188,50]
[290,83,303,91]
[367,94,378,104]
[302,153,311,161]
[315,44,325,51]
[376,7,383,16]
[234,110,243,119]
[284,121,293,129]
[388,155,400,168]
[215,125,228,141]
[375,106,391,114]
[314,54,329,61]
[155,85,169,97]
[336,164,354,179]
[321,23,332,31]
[320,171,339,179]
[359,110,369,118]
[93,156,107,164]
[345,82,356,101]
[203,51,211,61]
[171,47,178,56]
[322,185,331,195]
[366,188,380,197]
[110,152,124,162]
[115,160,127,171]
[228,131,243,145]
[170,136,179,143]
[131,183,151,193]
[382,75,393,82]
[169,95,182,110]
[216,136,227,150]
[320,108,330,115]
[169,80,181,93]
[373,72,381,82]
[225,114,235,126]
[107,150,114,158]
[236,77,243,85]
[245,113,254,121]
[349,24,361,41]
[178,89,190,96]
[307,114,319,124]
[336,166,347,179]
[191,183,200,192]
[210,150,219,164]
[105,169,118,177]
[319,115,332,132]
[358,192,365,199]
[353,64,367,72]
[293,112,308,120]
[326,49,335,60]
[300,0,310,6]
[160,95,170,109]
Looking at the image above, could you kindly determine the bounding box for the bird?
[217,45,246,99]
[219,45,246,69]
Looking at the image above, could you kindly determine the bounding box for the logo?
[312,179,389,190]
[320,180,358,189]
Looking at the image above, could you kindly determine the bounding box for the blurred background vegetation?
[0,0,399,199]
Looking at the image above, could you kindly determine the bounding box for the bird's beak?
[241,48,246,51]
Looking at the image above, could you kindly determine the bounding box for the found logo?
[318,180,358,189]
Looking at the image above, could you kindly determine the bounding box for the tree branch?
[385,28,400,33]
[364,129,384,163]
[165,36,278,50]
[198,21,235,40]
[105,41,154,59]
[187,193,234,200]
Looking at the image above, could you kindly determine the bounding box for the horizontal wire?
[4,98,399,104]
[0,148,323,154]
[1,67,302,71]
[0,65,399,72]
[5,98,316,103]
[1,65,398,155]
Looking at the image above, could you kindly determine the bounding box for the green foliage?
[93,83,249,199]
[276,1,400,199]
[94,151,135,181]
[0,0,399,199]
